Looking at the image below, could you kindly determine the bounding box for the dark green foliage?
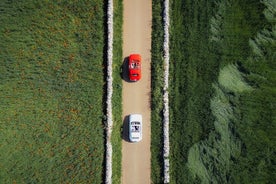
[151,0,165,183]
[215,1,275,183]
[0,0,105,183]
[151,0,276,183]
[219,0,268,67]
[169,0,219,183]
[229,89,276,183]
[227,2,276,180]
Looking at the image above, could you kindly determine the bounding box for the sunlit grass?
[187,83,241,183]
[0,1,105,183]
[218,64,252,93]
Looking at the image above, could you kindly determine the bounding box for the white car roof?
[129,114,142,142]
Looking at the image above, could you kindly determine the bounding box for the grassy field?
[151,0,275,183]
[169,1,220,183]
[110,0,123,183]
[0,1,106,183]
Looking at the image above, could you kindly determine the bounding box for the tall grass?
[167,0,275,183]
[226,1,276,182]
[218,64,252,92]
[169,0,219,183]
[0,1,105,183]
[147,0,275,183]
[187,65,251,183]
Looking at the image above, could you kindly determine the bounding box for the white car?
[129,114,142,142]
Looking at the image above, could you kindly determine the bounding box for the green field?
[0,1,105,183]
[151,0,275,183]
[1,0,275,183]
[111,0,123,183]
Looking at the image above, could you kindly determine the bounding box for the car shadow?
[121,57,135,83]
[121,115,130,142]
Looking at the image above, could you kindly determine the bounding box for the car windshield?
[130,61,140,69]
[130,121,141,132]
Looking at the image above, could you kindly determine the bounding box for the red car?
[128,54,141,81]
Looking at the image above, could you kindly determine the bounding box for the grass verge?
[111,0,123,183]
[151,0,165,183]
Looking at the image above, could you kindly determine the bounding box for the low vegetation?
[151,0,165,183]
[111,0,123,183]
[0,1,106,183]
[152,0,275,183]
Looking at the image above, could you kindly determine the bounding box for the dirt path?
[121,0,152,184]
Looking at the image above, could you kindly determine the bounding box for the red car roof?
[128,54,141,81]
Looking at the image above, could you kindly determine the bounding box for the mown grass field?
[0,1,106,183]
[151,0,275,183]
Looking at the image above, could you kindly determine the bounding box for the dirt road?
[121,0,152,184]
